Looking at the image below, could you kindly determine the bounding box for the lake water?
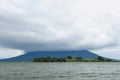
[0,62,120,80]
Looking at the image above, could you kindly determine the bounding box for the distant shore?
[33,56,117,62]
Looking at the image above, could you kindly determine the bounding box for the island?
[33,56,113,62]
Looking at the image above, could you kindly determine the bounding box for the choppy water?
[0,62,120,80]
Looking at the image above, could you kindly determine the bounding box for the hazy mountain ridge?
[0,50,104,62]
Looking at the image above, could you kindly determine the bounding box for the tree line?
[33,56,113,62]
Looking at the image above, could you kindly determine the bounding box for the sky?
[0,0,120,59]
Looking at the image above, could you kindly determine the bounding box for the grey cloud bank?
[0,0,120,59]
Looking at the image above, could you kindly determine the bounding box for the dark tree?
[59,57,66,62]
[33,58,41,62]
[75,57,83,61]
[97,56,104,61]
[106,59,112,62]
[67,56,73,59]
[51,57,58,62]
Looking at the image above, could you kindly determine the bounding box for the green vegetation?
[97,56,104,61]
[33,57,66,62]
[67,56,73,59]
[33,56,113,62]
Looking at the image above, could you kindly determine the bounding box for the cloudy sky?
[0,0,120,59]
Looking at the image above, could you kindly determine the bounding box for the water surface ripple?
[0,62,120,80]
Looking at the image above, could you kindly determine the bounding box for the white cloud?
[90,46,120,60]
[0,48,24,59]
[0,0,120,59]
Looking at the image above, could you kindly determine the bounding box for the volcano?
[0,50,101,62]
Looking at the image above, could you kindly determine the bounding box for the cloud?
[90,46,120,60]
[0,48,24,59]
[0,0,120,59]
